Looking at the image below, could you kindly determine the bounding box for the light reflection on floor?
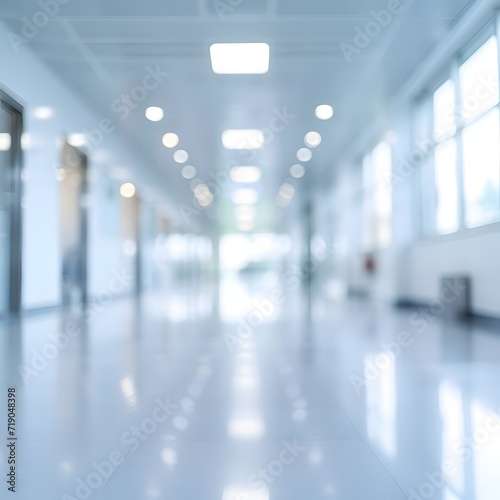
[0,271,500,499]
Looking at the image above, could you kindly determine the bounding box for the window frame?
[415,17,500,239]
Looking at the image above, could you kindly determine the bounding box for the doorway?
[60,142,88,309]
[120,192,141,295]
[0,90,22,316]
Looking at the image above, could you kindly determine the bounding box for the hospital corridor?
[0,1,500,499]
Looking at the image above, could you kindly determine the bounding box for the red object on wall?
[364,253,375,275]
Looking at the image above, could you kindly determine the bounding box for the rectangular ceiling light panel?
[210,43,270,74]
[222,129,264,150]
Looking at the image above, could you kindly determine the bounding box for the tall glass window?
[432,80,459,234]
[460,36,500,228]
[434,138,459,234]
[433,79,457,141]
[363,141,392,249]
[421,31,500,235]
[459,36,499,124]
[462,108,500,227]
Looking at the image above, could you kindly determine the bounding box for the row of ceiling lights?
[143,43,335,226]
[227,106,333,227]
[274,107,334,209]
[145,107,201,187]
[33,45,336,214]
[145,107,209,208]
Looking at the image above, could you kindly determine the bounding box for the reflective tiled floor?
[1,273,500,499]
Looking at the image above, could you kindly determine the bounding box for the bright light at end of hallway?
[120,182,136,198]
[235,205,256,221]
[210,43,270,74]
[145,106,164,122]
[315,104,334,120]
[237,220,255,231]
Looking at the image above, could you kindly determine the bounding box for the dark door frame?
[0,88,23,315]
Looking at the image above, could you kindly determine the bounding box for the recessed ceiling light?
[222,130,264,150]
[173,150,189,164]
[199,196,214,207]
[305,131,321,148]
[181,165,196,179]
[193,183,208,196]
[315,104,334,120]
[33,107,53,120]
[279,183,295,199]
[162,133,179,148]
[275,193,291,208]
[230,166,262,183]
[68,133,86,148]
[232,188,259,205]
[120,183,136,198]
[145,106,164,122]
[190,179,204,191]
[290,164,305,178]
[194,183,214,207]
[210,43,270,74]
[297,148,312,162]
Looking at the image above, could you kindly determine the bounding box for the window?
[433,80,459,234]
[434,139,459,234]
[459,36,499,124]
[433,79,456,140]
[462,108,500,227]
[459,36,499,228]
[363,141,392,249]
[420,31,500,235]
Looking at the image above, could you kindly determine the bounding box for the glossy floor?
[1,273,500,499]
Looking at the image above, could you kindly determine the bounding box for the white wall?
[0,20,156,309]
[402,226,500,317]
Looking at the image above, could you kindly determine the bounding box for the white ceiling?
[1,0,476,231]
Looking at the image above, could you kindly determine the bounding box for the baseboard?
[393,297,500,322]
